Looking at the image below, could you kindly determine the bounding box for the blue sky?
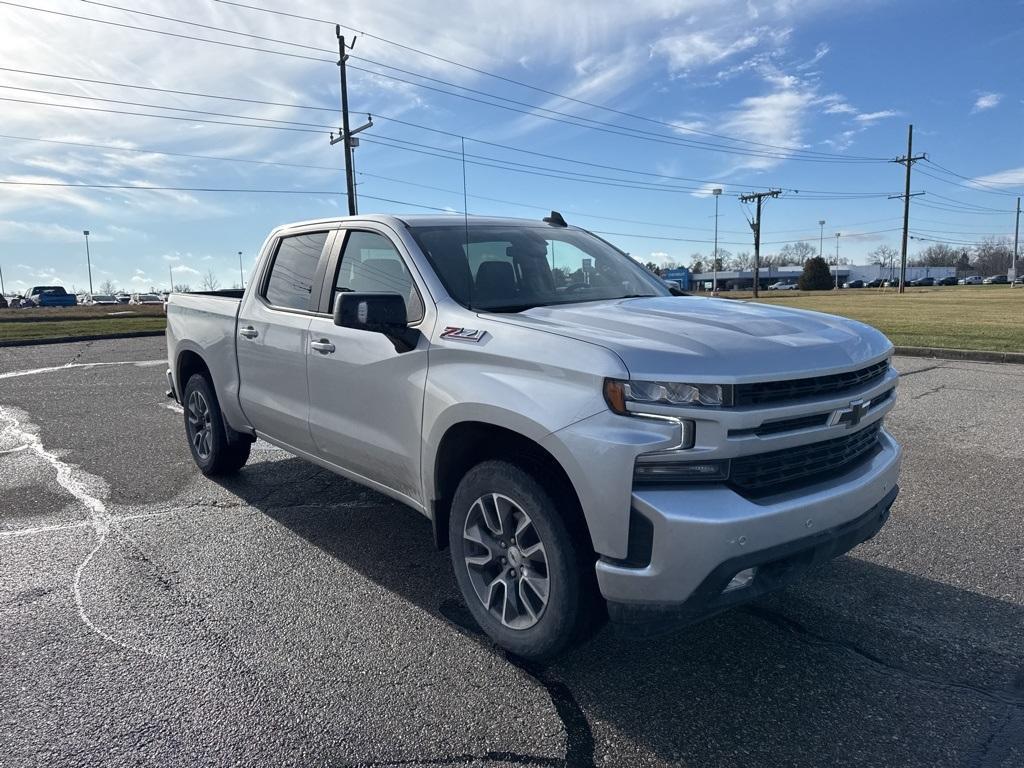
[0,0,1021,292]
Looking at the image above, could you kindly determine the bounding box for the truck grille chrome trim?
[733,360,889,407]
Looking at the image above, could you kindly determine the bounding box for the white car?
[84,293,120,305]
[130,293,164,305]
[768,280,798,290]
[958,276,983,285]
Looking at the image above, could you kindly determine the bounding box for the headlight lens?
[633,456,730,484]
[604,378,730,413]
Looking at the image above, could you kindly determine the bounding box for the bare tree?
[99,279,116,295]
[973,237,1013,276]
[776,241,817,265]
[200,269,221,291]
[911,243,959,267]
[172,283,191,293]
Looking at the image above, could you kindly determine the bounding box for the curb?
[894,346,1024,365]
[0,330,166,348]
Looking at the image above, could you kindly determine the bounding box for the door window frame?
[255,228,337,316]
[314,226,427,326]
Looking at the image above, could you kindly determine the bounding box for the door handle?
[310,338,336,354]
[239,326,259,339]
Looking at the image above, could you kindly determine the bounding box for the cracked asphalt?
[1,337,1022,767]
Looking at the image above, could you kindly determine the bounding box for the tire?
[449,460,599,661]
[182,373,251,476]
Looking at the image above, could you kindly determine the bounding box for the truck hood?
[486,296,892,382]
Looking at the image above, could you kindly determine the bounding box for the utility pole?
[329,26,373,216]
[739,189,781,298]
[1012,196,1020,288]
[238,251,244,288]
[712,188,722,293]
[0,262,5,296]
[82,230,94,296]
[890,124,927,294]
[818,219,825,261]
[169,264,174,292]
[834,232,841,289]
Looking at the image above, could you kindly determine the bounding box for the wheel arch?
[428,417,593,558]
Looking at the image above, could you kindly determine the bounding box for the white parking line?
[0,360,163,381]
[0,404,168,659]
[160,402,184,414]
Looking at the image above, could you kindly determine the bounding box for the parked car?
[958,276,984,285]
[28,285,77,307]
[130,293,164,304]
[983,275,1009,284]
[934,276,958,286]
[842,280,865,289]
[910,277,935,287]
[865,278,885,288]
[84,293,119,305]
[114,293,132,304]
[0,294,7,309]
[768,280,798,290]
[166,213,902,661]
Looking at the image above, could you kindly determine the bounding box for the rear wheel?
[183,373,251,475]
[449,460,598,661]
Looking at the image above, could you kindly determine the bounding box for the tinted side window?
[334,231,424,323]
[263,232,328,310]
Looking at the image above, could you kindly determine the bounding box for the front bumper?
[596,428,901,625]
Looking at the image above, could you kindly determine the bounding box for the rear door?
[306,226,432,501]
[236,228,334,452]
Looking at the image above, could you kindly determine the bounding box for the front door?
[306,228,431,502]
[236,229,332,452]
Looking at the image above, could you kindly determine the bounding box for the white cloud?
[964,166,1024,188]
[972,92,1002,112]
[854,110,898,124]
[721,83,817,171]
[161,253,181,262]
[0,220,109,242]
[652,30,763,73]
[171,264,201,276]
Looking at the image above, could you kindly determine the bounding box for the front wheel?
[449,460,599,661]
[182,373,251,475]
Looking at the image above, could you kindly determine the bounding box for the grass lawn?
[720,285,1024,353]
[0,306,166,342]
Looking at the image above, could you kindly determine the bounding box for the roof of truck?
[275,213,576,232]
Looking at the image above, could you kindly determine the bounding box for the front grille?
[729,423,882,498]
[733,360,889,406]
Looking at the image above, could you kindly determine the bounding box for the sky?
[0,0,1021,293]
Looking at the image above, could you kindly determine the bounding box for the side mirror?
[667,285,688,296]
[333,292,419,352]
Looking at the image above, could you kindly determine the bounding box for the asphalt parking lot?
[1,337,1022,767]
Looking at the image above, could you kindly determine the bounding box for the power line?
[3,0,887,165]
[212,0,888,162]
[0,66,899,195]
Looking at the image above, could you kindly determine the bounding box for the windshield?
[408,223,668,312]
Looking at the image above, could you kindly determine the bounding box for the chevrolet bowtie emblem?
[830,399,870,428]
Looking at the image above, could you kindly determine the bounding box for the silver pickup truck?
[166,213,901,660]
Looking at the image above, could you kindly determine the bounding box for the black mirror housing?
[334,292,408,331]
[333,292,419,352]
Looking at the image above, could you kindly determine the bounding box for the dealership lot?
[1,337,1022,767]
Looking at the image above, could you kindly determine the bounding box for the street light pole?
[238,251,244,289]
[712,188,722,293]
[834,232,841,290]
[82,230,94,296]
[818,220,825,262]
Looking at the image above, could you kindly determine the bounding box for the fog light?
[723,567,757,593]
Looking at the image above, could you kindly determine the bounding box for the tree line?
[645,235,1016,277]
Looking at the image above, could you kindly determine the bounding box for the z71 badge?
[440,326,485,342]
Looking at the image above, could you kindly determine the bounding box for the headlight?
[633,455,729,484]
[604,378,731,413]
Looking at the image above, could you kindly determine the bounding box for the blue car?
[29,285,77,307]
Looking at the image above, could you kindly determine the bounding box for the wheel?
[182,373,251,475]
[449,460,598,661]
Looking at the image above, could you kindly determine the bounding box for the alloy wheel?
[463,493,550,630]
